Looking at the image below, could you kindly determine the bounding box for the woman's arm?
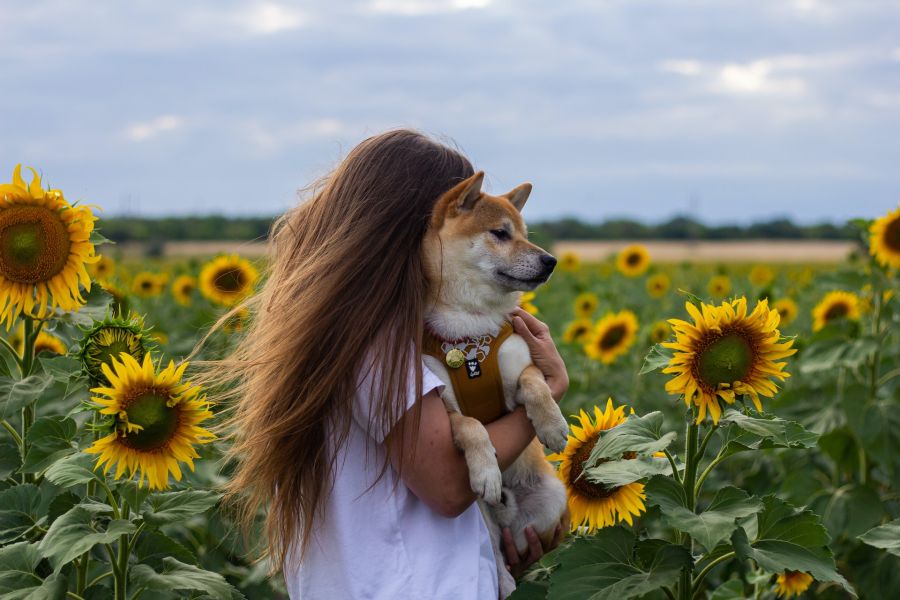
[387,390,536,518]
[387,308,570,519]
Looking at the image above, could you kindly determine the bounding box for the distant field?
[113,238,860,263]
[552,239,859,263]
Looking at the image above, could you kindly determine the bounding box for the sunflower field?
[0,164,897,600]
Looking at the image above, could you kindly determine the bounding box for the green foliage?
[859,520,900,557]
[646,476,763,551]
[732,496,855,595]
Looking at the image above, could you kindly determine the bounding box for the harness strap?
[423,321,515,425]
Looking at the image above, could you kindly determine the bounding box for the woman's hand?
[511,307,569,403]
[501,513,568,579]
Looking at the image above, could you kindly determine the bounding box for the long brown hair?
[205,129,474,571]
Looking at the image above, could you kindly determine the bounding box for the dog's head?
[423,171,557,296]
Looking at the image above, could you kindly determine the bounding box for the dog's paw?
[470,462,503,506]
[536,411,569,453]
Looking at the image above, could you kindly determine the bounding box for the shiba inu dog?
[422,171,569,598]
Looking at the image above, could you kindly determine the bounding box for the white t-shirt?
[283,356,499,600]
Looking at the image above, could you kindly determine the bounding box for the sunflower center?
[626,252,640,266]
[886,216,900,251]
[697,332,754,386]
[0,206,71,284]
[824,302,848,321]
[600,325,627,350]
[121,391,180,451]
[214,268,246,293]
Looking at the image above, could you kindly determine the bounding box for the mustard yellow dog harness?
[423,321,515,425]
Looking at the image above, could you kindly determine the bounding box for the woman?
[213,129,569,598]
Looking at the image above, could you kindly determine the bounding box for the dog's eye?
[490,229,510,241]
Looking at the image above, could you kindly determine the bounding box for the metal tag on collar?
[445,348,466,369]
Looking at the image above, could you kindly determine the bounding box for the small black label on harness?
[465,358,482,379]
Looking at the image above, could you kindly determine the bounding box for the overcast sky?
[1,0,898,224]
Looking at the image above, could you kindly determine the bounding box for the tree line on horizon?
[98,215,857,244]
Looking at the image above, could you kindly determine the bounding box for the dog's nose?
[540,254,557,269]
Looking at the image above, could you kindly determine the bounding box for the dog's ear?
[504,182,532,212]
[455,171,485,212]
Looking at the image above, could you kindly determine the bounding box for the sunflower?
[662,298,796,424]
[559,252,580,272]
[775,571,814,598]
[547,399,648,533]
[584,310,639,364]
[78,315,151,384]
[100,281,128,316]
[85,353,215,490]
[8,322,67,356]
[150,331,169,345]
[773,298,798,327]
[708,275,731,298]
[87,255,115,281]
[199,255,258,306]
[519,291,538,315]
[574,292,598,317]
[646,273,670,298]
[0,165,98,327]
[131,272,166,298]
[811,291,860,332]
[171,275,196,306]
[749,265,775,287]
[616,244,650,277]
[649,321,670,344]
[563,318,593,344]
[33,331,66,356]
[223,307,250,333]
[869,206,900,270]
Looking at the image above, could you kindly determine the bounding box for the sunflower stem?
[20,317,37,484]
[691,551,736,599]
[695,424,717,470]
[76,554,88,594]
[87,571,113,588]
[664,449,682,484]
[694,449,728,497]
[861,275,885,486]
[1,419,23,449]
[0,336,23,370]
[115,495,130,600]
[679,412,700,600]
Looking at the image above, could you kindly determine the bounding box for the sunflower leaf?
[129,557,245,600]
[584,457,670,487]
[38,504,136,573]
[0,542,43,594]
[547,528,691,600]
[0,439,19,480]
[43,452,104,489]
[844,396,900,479]
[0,485,43,544]
[639,344,672,375]
[142,489,222,527]
[717,409,817,459]
[645,476,763,551]
[708,579,746,600]
[586,412,676,466]
[859,519,900,557]
[732,495,856,596]
[21,415,77,474]
[0,372,54,419]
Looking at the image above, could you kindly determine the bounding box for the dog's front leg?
[448,410,503,505]
[516,365,568,453]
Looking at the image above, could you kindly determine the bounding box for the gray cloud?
[0,0,898,223]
